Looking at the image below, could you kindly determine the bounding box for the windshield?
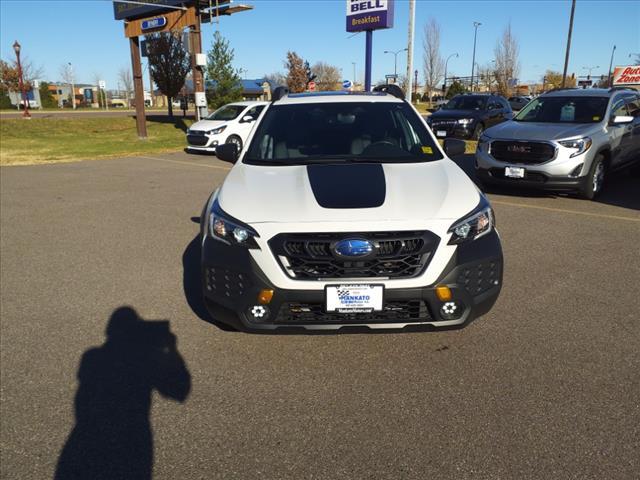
[244,102,443,165]
[514,96,608,123]
[206,105,245,121]
[442,96,487,110]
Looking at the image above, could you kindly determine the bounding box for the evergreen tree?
[206,31,242,110]
[285,52,307,93]
[39,82,57,108]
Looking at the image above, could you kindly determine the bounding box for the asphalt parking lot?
[1,151,639,479]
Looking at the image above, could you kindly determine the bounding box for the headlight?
[207,125,227,135]
[478,133,491,152]
[448,195,495,245]
[208,199,260,249]
[457,118,474,125]
[558,137,592,158]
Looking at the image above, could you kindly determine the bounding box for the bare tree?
[146,31,191,118]
[263,71,286,88]
[59,63,76,107]
[422,18,444,106]
[476,63,496,92]
[493,23,520,97]
[118,67,133,107]
[311,62,341,90]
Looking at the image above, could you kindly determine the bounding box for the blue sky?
[1,0,638,90]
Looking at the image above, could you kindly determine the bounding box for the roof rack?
[372,83,405,100]
[271,86,289,103]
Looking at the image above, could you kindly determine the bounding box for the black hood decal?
[307,163,386,209]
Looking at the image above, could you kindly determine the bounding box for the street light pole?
[443,53,458,95]
[470,22,481,92]
[384,48,407,79]
[12,41,30,118]
[607,45,616,87]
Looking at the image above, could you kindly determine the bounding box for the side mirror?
[611,115,634,125]
[443,138,466,157]
[240,115,254,123]
[215,143,239,163]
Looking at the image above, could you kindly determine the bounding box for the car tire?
[472,123,484,140]
[578,153,606,200]
[226,135,243,152]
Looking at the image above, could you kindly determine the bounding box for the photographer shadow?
[55,307,191,480]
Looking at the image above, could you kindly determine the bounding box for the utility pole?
[607,45,616,87]
[562,0,576,88]
[405,0,416,101]
[129,36,147,138]
[470,22,481,92]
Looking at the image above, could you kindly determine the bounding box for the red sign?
[612,65,640,86]
[308,81,316,92]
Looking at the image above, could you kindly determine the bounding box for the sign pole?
[365,30,373,91]
[129,36,148,139]
[189,6,206,121]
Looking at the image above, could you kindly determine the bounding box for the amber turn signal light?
[435,285,452,302]
[257,289,274,305]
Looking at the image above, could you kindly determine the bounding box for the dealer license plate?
[436,130,447,137]
[505,166,525,178]
[326,284,383,313]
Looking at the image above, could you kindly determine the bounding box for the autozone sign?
[612,65,640,86]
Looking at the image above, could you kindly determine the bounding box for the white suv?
[199,86,503,332]
[187,101,267,153]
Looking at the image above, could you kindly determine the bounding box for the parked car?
[476,87,640,199]
[186,101,268,153]
[18,99,39,109]
[109,99,128,108]
[199,85,503,332]
[426,94,513,140]
[508,96,531,111]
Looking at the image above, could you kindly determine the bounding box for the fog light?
[440,301,463,320]
[249,305,268,319]
[569,163,583,178]
[435,285,452,301]
[257,289,274,305]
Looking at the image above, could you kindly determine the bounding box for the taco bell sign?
[346,0,394,32]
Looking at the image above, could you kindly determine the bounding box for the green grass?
[0,116,194,165]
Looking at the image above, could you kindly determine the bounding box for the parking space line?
[491,200,640,223]
[138,155,231,171]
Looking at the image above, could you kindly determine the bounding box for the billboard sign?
[113,0,186,20]
[346,0,394,32]
[612,65,640,86]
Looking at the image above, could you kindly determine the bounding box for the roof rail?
[608,86,635,93]
[373,83,405,100]
[271,86,289,103]
[544,87,579,94]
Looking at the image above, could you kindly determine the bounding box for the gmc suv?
[199,86,503,332]
[476,88,640,199]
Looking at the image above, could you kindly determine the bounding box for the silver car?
[476,88,640,199]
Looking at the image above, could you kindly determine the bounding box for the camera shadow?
[55,307,191,480]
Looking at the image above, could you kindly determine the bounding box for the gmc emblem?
[507,145,532,153]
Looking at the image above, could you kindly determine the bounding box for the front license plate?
[505,166,525,178]
[436,130,447,137]
[326,284,383,313]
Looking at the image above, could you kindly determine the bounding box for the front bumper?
[200,230,503,332]
[429,121,476,139]
[475,147,588,192]
[186,133,219,152]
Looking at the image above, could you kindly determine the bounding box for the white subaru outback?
[199,85,503,332]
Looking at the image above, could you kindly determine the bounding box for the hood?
[218,160,480,224]
[484,121,598,141]
[430,109,482,120]
[189,119,226,132]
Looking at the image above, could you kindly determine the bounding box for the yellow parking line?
[138,155,231,171]
[491,200,640,223]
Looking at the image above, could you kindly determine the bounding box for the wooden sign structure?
[114,0,253,139]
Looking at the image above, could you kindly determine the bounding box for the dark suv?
[427,94,513,140]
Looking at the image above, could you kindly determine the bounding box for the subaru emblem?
[334,239,373,257]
